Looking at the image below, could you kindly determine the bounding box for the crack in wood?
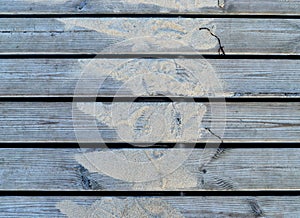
[37,121,60,125]
[199,27,226,55]
[204,127,223,143]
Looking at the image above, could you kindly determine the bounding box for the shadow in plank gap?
[72,36,226,187]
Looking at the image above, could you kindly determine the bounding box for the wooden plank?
[0,102,300,143]
[1,59,300,98]
[1,0,300,15]
[1,148,300,191]
[0,18,299,55]
[0,196,300,217]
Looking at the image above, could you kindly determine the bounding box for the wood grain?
[0,148,300,191]
[0,196,299,217]
[1,0,300,15]
[1,59,300,98]
[1,0,299,216]
[0,102,300,143]
[0,18,299,55]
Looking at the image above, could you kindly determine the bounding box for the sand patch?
[75,149,196,183]
[116,0,219,11]
[57,18,218,52]
[57,198,184,218]
[75,58,217,97]
[76,102,206,142]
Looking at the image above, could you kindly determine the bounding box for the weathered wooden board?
[0,18,300,55]
[1,59,300,98]
[1,1,299,217]
[1,102,300,143]
[1,196,299,217]
[0,148,300,191]
[1,0,300,15]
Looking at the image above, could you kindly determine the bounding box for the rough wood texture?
[1,1,299,217]
[0,102,300,143]
[0,18,299,55]
[0,148,300,191]
[1,0,300,15]
[0,196,300,217]
[1,59,300,98]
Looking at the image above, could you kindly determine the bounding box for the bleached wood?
[0,102,300,143]
[0,18,299,55]
[0,196,299,217]
[1,59,300,98]
[0,148,299,191]
[1,0,300,15]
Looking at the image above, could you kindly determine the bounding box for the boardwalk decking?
[1,1,300,217]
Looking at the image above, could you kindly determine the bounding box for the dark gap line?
[0,14,300,19]
[222,98,300,102]
[1,143,300,149]
[0,190,300,197]
[0,97,300,102]
[0,54,300,59]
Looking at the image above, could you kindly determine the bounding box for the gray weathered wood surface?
[1,0,300,216]
[0,196,299,217]
[1,18,300,55]
[0,148,300,191]
[1,0,300,15]
[1,102,300,143]
[1,59,300,98]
